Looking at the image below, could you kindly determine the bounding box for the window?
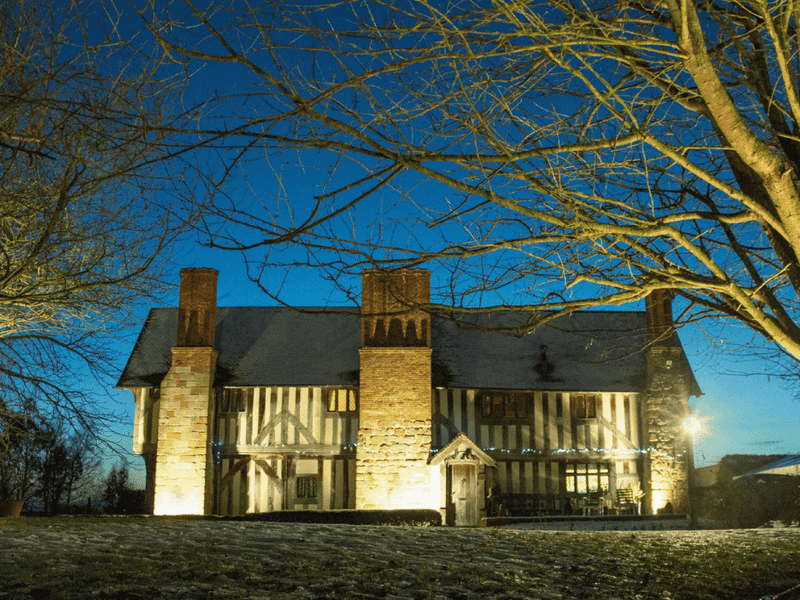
[218,388,246,413]
[326,388,358,412]
[296,476,317,500]
[571,394,598,420]
[480,391,530,419]
[565,463,609,493]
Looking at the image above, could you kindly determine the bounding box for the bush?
[228,509,442,526]
[709,476,800,528]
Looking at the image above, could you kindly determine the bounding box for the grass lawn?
[1,516,799,599]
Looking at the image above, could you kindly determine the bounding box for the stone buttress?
[153,268,219,515]
[357,269,436,510]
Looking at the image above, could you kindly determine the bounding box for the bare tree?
[0,0,197,431]
[138,0,800,371]
[37,420,99,515]
[0,401,99,512]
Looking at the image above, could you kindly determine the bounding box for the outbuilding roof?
[734,455,800,479]
[117,306,700,395]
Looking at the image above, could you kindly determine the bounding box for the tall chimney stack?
[645,289,675,346]
[153,267,219,516]
[357,269,435,511]
[177,267,218,347]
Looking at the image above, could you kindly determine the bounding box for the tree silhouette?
[139,0,800,372]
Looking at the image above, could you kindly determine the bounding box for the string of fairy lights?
[210,441,690,462]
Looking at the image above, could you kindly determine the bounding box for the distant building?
[118,268,700,525]
[695,454,800,527]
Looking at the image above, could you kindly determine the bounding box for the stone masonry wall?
[153,346,218,515]
[643,346,690,514]
[356,347,435,510]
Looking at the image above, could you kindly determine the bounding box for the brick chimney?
[645,289,675,346]
[361,268,431,347]
[153,268,219,515]
[357,269,436,511]
[177,267,218,347]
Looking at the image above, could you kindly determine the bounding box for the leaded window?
[565,463,609,493]
[480,391,530,419]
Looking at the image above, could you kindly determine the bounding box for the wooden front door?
[450,463,478,527]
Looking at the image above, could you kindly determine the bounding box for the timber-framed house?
[118,268,700,526]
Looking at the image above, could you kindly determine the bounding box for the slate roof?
[117,306,699,394]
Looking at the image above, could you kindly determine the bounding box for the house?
[117,268,701,525]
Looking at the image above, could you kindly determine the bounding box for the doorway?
[448,462,478,526]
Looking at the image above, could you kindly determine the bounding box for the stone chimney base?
[153,347,218,515]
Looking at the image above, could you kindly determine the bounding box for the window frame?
[218,388,247,413]
[296,475,318,503]
[571,393,598,420]
[565,462,610,494]
[479,390,531,420]
[325,388,358,412]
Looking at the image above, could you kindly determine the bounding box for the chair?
[616,486,638,515]
[582,491,605,515]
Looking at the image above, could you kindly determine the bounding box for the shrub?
[228,509,442,526]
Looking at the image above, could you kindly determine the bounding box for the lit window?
[296,476,317,499]
[480,391,530,419]
[565,463,609,493]
[326,388,358,412]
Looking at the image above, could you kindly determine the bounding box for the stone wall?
[357,347,434,509]
[153,347,218,515]
[643,345,691,514]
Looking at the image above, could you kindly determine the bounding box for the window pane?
[504,395,515,418]
[297,476,317,499]
[516,394,527,418]
[482,395,492,418]
[493,396,503,418]
[587,395,597,419]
